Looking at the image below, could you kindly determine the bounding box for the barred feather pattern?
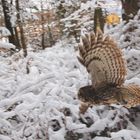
[78,84,140,114]
[121,84,140,108]
[78,29,126,89]
[77,29,140,113]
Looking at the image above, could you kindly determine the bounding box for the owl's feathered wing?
[78,29,126,90]
[77,29,140,113]
[120,84,140,108]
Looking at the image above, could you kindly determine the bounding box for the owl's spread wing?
[78,29,126,89]
[121,84,140,108]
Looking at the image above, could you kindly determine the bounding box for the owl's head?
[78,85,120,106]
[78,85,101,104]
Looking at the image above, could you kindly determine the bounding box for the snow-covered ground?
[0,41,16,50]
[0,42,140,140]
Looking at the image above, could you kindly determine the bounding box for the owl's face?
[78,85,119,105]
[78,85,102,104]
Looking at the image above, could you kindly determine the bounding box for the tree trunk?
[1,0,17,46]
[94,7,105,33]
[15,0,27,57]
[121,0,140,22]
[14,27,21,50]
[40,0,45,49]
[47,25,55,47]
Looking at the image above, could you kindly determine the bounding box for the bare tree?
[1,0,17,46]
[40,0,46,49]
[94,7,105,32]
[15,0,27,57]
[121,0,140,22]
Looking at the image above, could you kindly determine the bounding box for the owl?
[77,28,140,114]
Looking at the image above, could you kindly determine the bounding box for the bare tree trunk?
[121,0,140,22]
[94,7,105,33]
[56,1,66,37]
[40,0,55,49]
[14,27,21,50]
[15,0,27,57]
[1,0,17,46]
[47,25,55,47]
[41,29,45,49]
[40,0,45,50]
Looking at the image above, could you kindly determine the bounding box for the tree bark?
[47,25,55,47]
[94,7,105,33]
[15,0,27,57]
[1,0,17,46]
[14,27,21,50]
[121,0,140,22]
[40,0,45,49]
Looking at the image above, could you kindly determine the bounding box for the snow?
[0,27,11,37]
[106,10,140,50]
[0,41,16,49]
[111,129,140,140]
[0,41,140,139]
[0,0,140,139]
[0,3,140,139]
[0,44,86,139]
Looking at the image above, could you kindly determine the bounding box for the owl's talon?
[79,102,90,114]
[77,28,140,111]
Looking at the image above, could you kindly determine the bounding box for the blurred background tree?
[121,0,140,22]
[0,0,140,56]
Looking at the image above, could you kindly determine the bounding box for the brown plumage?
[77,29,140,114]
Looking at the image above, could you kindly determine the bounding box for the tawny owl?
[77,28,140,113]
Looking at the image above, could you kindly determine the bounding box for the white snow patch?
[0,41,16,49]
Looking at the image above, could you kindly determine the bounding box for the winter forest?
[0,0,140,140]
